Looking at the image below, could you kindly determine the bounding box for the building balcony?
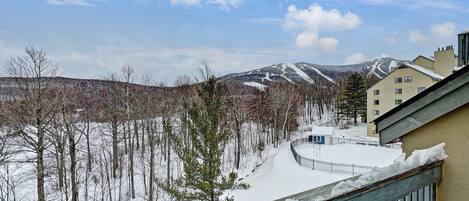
[276,160,442,201]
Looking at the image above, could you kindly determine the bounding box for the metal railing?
[277,160,442,201]
[328,136,402,149]
[291,138,376,175]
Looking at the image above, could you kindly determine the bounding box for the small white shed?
[309,126,334,144]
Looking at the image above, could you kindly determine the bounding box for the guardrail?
[290,138,376,175]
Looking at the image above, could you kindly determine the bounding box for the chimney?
[434,44,456,77]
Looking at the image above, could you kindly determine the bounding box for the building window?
[418,87,426,93]
[395,77,402,83]
[373,110,380,115]
[404,76,412,83]
[374,100,379,105]
[373,90,380,95]
[395,88,403,94]
[395,99,403,105]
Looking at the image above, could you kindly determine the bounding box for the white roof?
[402,63,445,80]
[312,126,334,136]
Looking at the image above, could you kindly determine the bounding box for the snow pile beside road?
[328,143,447,198]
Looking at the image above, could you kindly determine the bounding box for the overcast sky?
[0,0,468,83]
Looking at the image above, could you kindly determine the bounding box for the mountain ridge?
[220,57,407,89]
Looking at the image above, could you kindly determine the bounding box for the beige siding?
[414,56,434,71]
[366,67,439,136]
[402,104,469,201]
[434,49,457,77]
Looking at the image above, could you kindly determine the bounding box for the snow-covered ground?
[300,123,378,142]
[229,123,402,201]
[0,111,401,201]
[228,143,349,201]
[296,144,402,168]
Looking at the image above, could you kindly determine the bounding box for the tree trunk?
[166,128,171,189]
[69,131,78,201]
[134,120,139,150]
[129,121,135,199]
[112,115,119,178]
[281,97,292,140]
[37,116,46,201]
[235,118,241,170]
[149,128,155,201]
[37,136,46,201]
[86,117,92,172]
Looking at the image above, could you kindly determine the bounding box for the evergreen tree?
[162,76,248,201]
[338,73,366,125]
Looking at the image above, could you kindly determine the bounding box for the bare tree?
[122,64,136,199]
[102,74,123,178]
[224,84,247,170]
[0,131,9,167]
[2,46,58,201]
[56,87,82,201]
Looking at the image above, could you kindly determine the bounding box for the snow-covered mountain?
[220,57,406,87]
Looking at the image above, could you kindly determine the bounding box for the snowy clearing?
[296,144,402,168]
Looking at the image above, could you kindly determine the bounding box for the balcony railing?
[276,160,442,201]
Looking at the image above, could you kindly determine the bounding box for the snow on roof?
[401,63,445,80]
[454,66,464,71]
[329,143,447,198]
[412,55,434,62]
[312,126,334,136]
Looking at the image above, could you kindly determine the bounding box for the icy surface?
[328,143,447,199]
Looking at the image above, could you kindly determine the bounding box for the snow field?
[295,144,402,168]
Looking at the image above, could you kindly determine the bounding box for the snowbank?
[326,143,447,199]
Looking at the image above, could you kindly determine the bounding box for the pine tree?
[338,73,366,125]
[162,76,248,201]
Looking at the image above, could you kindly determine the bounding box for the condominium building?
[366,46,457,136]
